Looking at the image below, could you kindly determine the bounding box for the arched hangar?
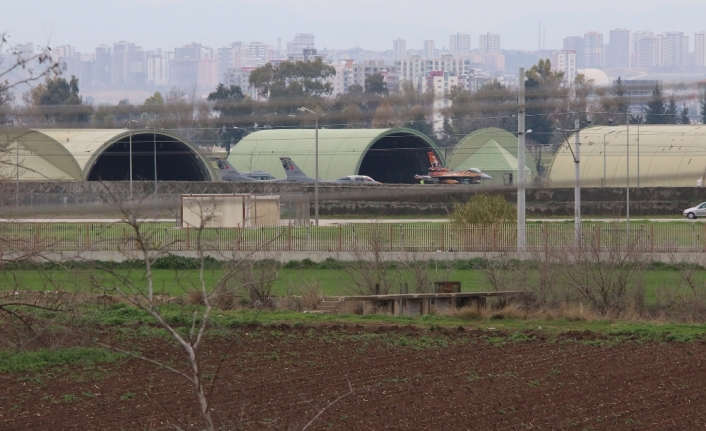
[547,125,706,187]
[0,129,217,181]
[227,128,443,184]
[447,127,538,187]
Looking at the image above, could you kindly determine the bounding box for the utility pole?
[574,118,581,245]
[517,68,526,252]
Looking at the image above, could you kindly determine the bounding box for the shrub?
[450,194,516,225]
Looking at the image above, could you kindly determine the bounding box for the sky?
[4,0,706,53]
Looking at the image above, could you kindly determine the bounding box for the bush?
[450,194,516,225]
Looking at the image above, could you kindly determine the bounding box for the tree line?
[2,50,704,155]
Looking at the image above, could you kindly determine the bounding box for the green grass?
[0,348,124,374]
[0,265,696,305]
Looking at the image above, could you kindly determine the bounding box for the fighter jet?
[414,151,491,184]
[216,158,254,182]
[278,157,380,184]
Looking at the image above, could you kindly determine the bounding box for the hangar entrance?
[358,132,437,184]
[87,132,212,181]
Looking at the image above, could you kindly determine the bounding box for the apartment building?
[424,40,435,59]
[695,32,706,67]
[449,33,471,55]
[479,33,500,54]
[608,29,630,68]
[396,55,475,89]
[563,36,585,69]
[287,34,315,56]
[393,39,407,61]
[583,32,604,68]
[551,50,577,85]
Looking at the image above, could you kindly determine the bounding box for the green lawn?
[0,266,695,304]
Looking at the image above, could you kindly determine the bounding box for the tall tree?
[595,76,628,125]
[364,73,388,96]
[680,104,691,125]
[248,58,336,101]
[644,84,666,124]
[207,84,250,150]
[666,95,678,124]
[701,92,706,125]
[525,59,567,145]
[0,33,62,125]
[24,75,90,125]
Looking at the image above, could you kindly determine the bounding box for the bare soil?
[2,324,706,430]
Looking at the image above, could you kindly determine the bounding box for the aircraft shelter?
[0,129,217,182]
[547,125,706,188]
[447,127,538,187]
[227,128,443,184]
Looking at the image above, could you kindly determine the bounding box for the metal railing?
[1,222,705,254]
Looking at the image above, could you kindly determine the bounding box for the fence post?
[492,224,497,252]
[338,224,342,252]
[440,223,445,251]
[186,226,191,250]
[389,224,393,252]
[652,224,655,254]
[85,223,90,251]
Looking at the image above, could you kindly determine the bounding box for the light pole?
[635,115,642,187]
[557,119,582,246]
[115,106,134,200]
[297,107,323,227]
[602,130,616,187]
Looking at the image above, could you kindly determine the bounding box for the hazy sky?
[4,0,706,52]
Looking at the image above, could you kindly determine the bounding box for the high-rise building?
[583,31,604,68]
[171,43,217,92]
[449,33,471,55]
[93,45,112,86]
[424,40,435,59]
[287,33,315,56]
[608,29,630,68]
[147,50,169,86]
[111,41,146,86]
[551,50,577,85]
[393,38,406,61]
[662,32,688,67]
[563,36,585,69]
[635,33,660,68]
[695,32,706,67]
[479,33,500,54]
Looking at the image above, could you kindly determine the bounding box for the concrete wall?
[1,181,704,216]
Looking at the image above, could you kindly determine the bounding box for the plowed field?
[2,324,706,430]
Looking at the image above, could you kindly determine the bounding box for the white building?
[147,51,169,86]
[551,50,577,85]
[396,55,475,89]
[287,33,315,56]
[449,33,471,55]
[583,32,604,68]
[393,38,407,61]
[424,40,435,59]
[662,32,689,67]
[426,71,458,132]
[479,33,500,54]
[695,32,706,67]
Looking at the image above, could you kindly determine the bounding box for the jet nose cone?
[481,173,492,179]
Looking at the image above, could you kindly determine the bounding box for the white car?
[683,202,706,219]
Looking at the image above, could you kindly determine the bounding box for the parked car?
[683,202,706,219]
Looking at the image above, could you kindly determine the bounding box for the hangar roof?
[0,129,217,181]
[448,127,537,178]
[547,125,706,187]
[228,128,441,182]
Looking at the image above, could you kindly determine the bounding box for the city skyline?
[5,0,706,52]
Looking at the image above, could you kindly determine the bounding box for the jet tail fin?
[280,157,309,179]
[427,151,442,169]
